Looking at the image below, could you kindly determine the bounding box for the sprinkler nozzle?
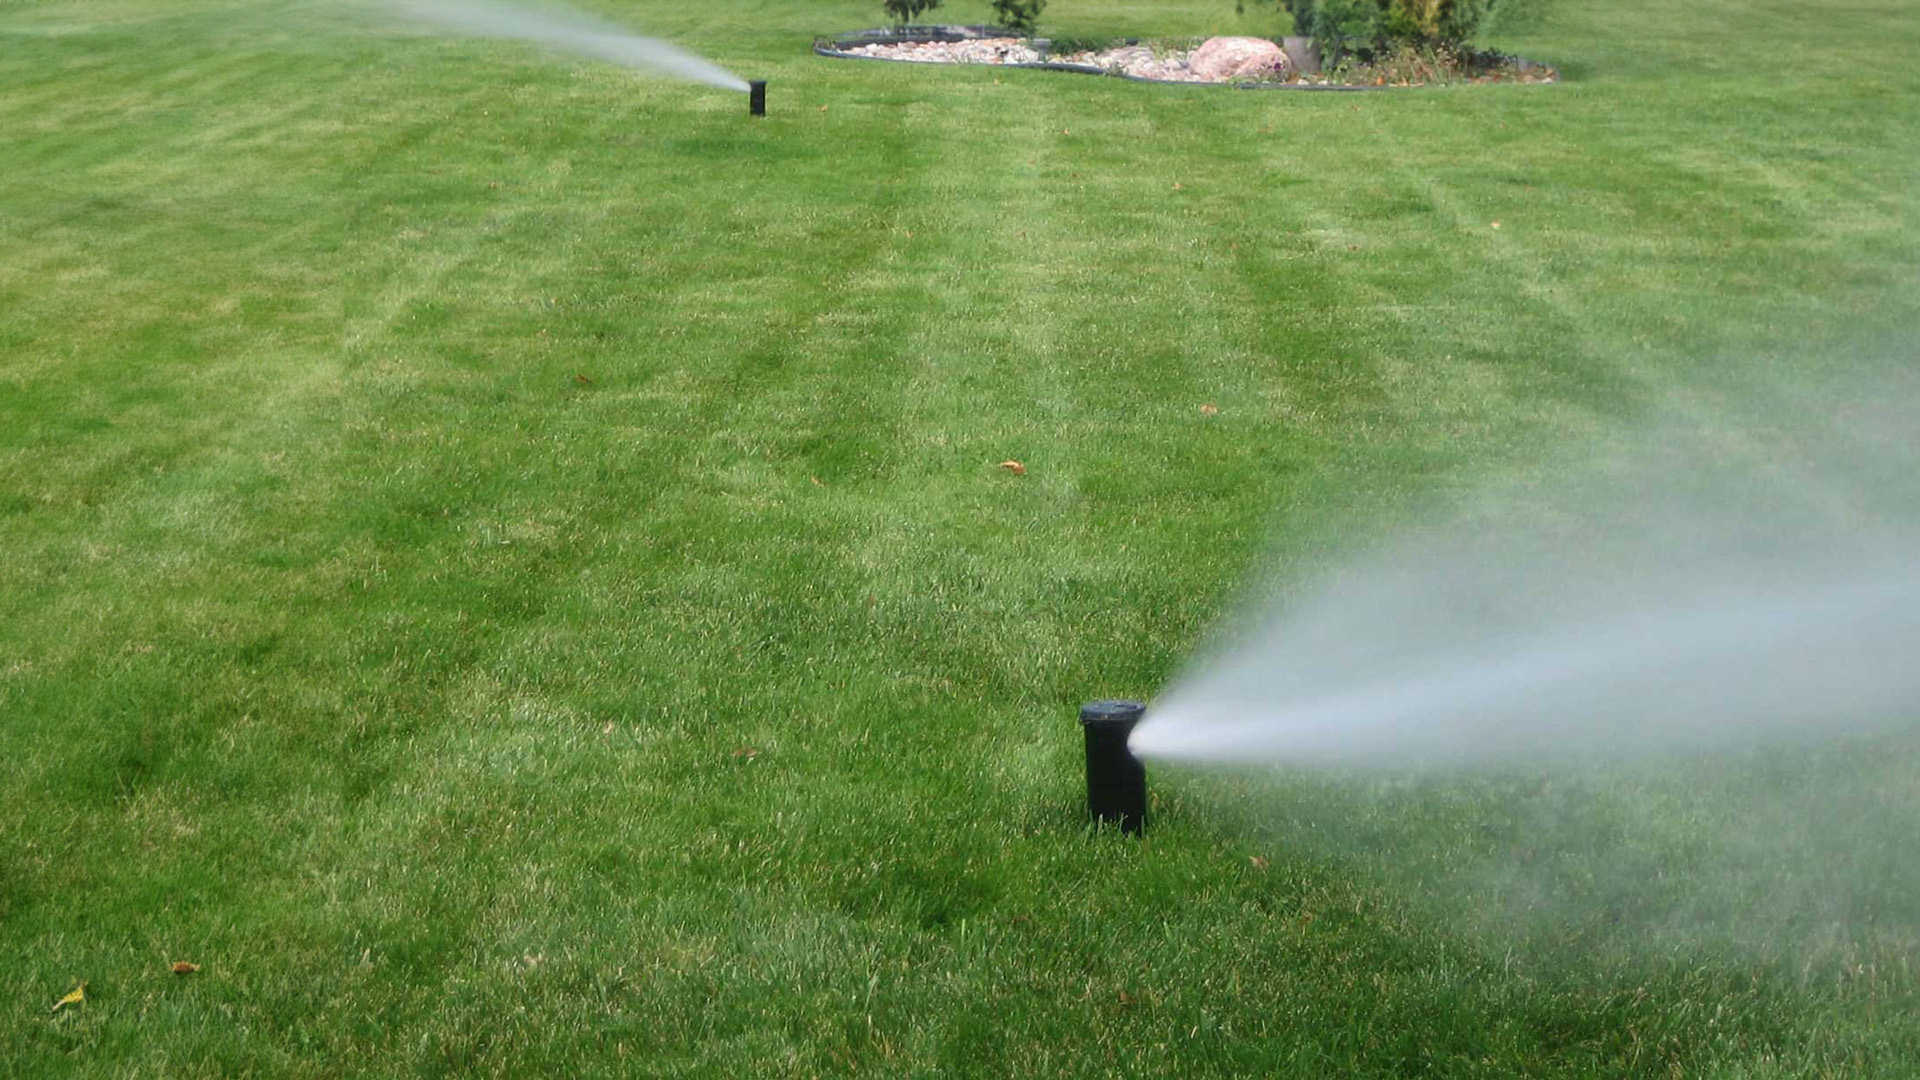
[749,80,767,116]
[1081,700,1147,834]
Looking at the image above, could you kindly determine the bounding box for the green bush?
[881,0,943,26]
[1273,0,1532,54]
[989,0,1047,34]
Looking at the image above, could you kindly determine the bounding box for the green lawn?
[3,0,1917,1075]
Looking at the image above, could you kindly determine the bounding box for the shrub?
[881,0,943,26]
[1326,39,1459,84]
[1270,0,1534,56]
[989,0,1047,34]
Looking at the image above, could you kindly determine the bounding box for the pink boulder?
[1188,36,1289,80]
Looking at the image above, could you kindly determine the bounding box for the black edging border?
[814,25,1556,91]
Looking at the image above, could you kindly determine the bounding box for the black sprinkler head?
[1081,700,1147,834]
[749,80,767,116]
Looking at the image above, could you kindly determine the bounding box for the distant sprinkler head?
[1081,700,1148,834]
[749,80,767,116]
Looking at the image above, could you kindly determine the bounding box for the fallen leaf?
[997,460,1026,476]
[1491,220,1502,229]
[51,982,86,1013]
[1060,128,1071,135]
[818,104,829,112]
[574,373,594,385]
[602,722,615,735]
[1117,989,1134,1007]
[810,476,823,486]
[171,961,199,975]
[1199,403,1219,416]
[1249,855,1269,870]
[731,746,760,761]
[1171,182,1184,190]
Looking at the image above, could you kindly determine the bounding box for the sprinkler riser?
[1081,700,1147,834]
[749,80,767,116]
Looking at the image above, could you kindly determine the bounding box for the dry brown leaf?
[731,746,760,761]
[810,476,823,486]
[1249,855,1270,870]
[1199,403,1219,416]
[997,460,1026,476]
[1171,182,1184,190]
[172,961,199,975]
[51,982,86,1013]
[1491,220,1502,229]
[574,373,594,385]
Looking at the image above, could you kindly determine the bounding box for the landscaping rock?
[838,36,1266,83]
[842,37,1044,65]
[1188,36,1288,80]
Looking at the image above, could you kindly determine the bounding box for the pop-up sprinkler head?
[749,80,767,116]
[1081,700,1147,834]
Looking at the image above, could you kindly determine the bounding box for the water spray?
[390,0,753,94]
[1081,700,1148,834]
[749,80,767,116]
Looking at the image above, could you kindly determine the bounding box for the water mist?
[387,0,751,92]
[1127,383,1920,964]
[1132,407,1920,770]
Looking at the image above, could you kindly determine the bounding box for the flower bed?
[815,25,1556,89]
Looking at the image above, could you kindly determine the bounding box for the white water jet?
[1137,570,1920,766]
[1131,406,1920,771]
[388,0,750,91]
